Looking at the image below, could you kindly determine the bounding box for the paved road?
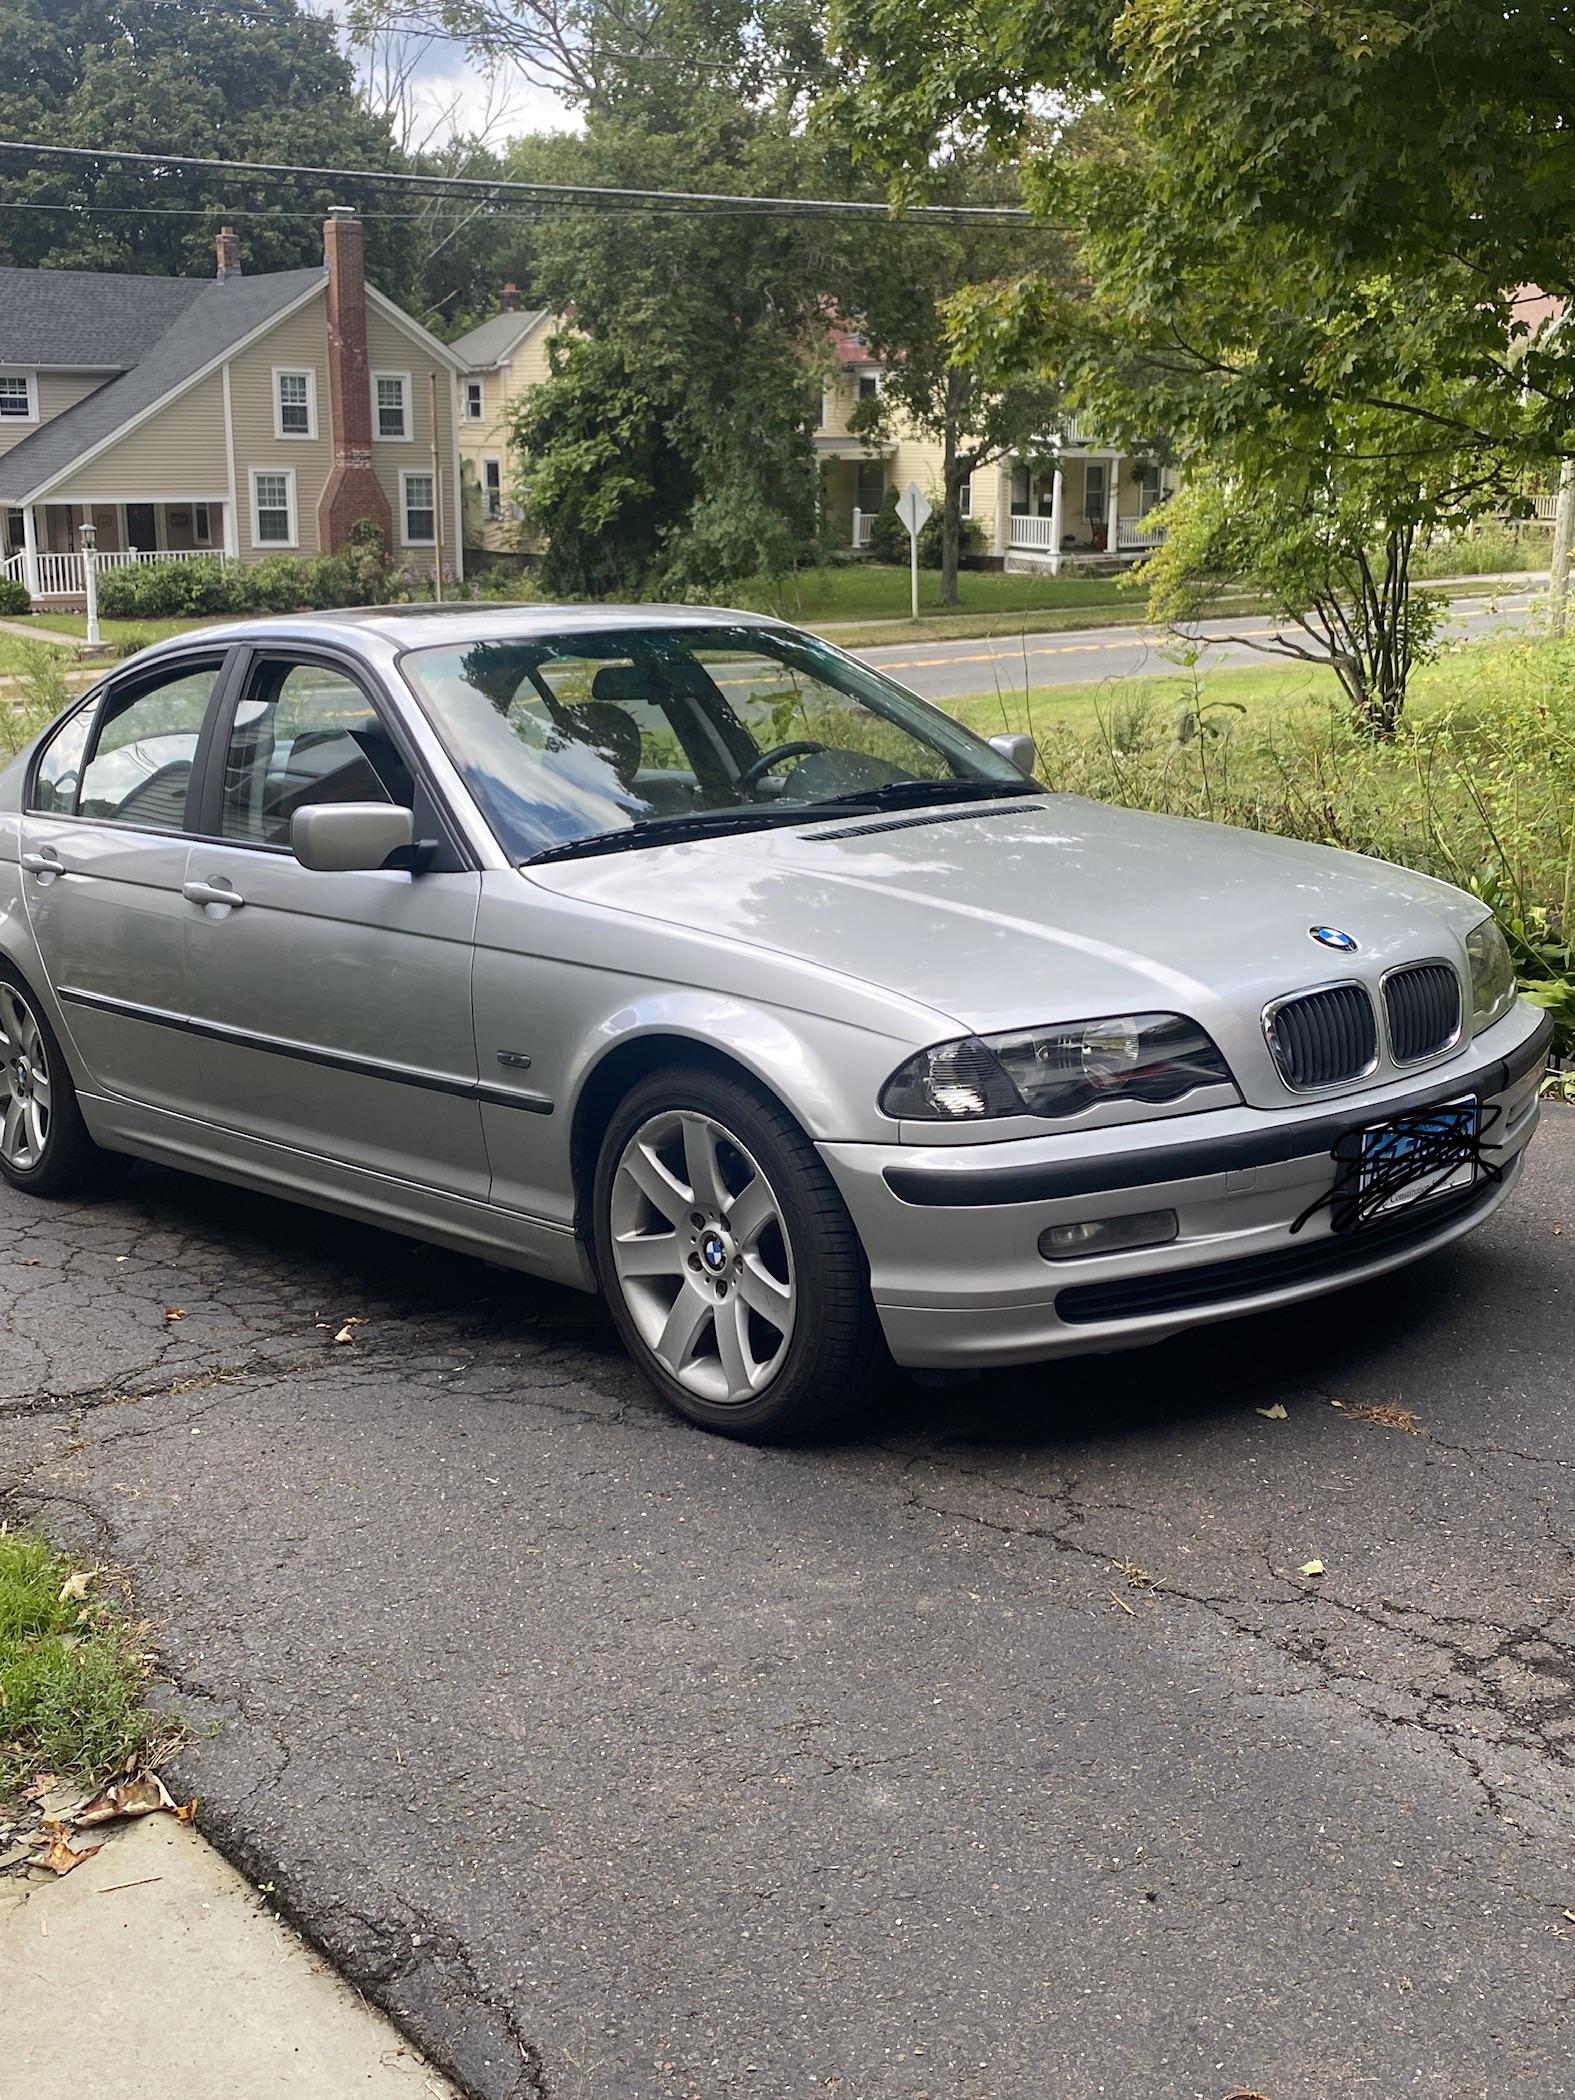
[857,591,1542,703]
[3,1111,1572,2099]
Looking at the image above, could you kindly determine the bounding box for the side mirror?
[290,803,415,873]
[988,732,1037,778]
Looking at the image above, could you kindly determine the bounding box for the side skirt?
[76,1091,597,1292]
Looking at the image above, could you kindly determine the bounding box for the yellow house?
[815,327,1173,574]
[450,290,562,551]
[0,214,464,604]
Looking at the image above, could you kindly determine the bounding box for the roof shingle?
[0,268,326,501]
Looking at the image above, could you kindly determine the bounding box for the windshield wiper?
[521,801,881,866]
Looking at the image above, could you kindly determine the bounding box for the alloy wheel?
[0,982,52,1173]
[608,1110,796,1405]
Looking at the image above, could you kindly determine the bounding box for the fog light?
[1038,1209,1178,1261]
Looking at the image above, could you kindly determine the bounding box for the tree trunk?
[1550,457,1575,639]
[940,422,961,606]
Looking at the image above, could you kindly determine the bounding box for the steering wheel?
[736,739,826,792]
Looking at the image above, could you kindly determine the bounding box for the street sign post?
[895,480,932,621]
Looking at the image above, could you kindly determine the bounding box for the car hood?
[529,795,1486,1102]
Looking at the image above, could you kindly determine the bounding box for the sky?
[311,2,577,148]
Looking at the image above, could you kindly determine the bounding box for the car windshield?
[400,623,1037,862]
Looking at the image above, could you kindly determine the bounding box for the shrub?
[94,520,427,621]
[918,508,983,569]
[0,575,31,617]
[864,488,907,564]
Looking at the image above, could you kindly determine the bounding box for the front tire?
[592,1063,884,1440]
[0,967,117,1197]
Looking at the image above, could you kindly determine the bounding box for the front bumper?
[820,1008,1552,1369]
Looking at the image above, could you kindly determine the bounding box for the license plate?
[1354,1095,1479,1221]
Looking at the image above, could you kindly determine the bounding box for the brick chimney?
[215,225,242,280]
[499,281,521,313]
[317,207,392,554]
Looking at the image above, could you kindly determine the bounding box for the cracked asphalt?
[3,1109,1573,2100]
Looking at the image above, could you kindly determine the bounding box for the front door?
[124,503,158,552]
[19,653,228,1116]
[181,649,489,1196]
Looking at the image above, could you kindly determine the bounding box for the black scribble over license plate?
[1354,1095,1479,1222]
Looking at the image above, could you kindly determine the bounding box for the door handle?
[20,850,62,878]
[183,879,245,911]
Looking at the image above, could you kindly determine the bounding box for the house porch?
[2,499,231,604]
[999,433,1170,572]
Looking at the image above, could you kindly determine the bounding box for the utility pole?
[1549,456,1575,638]
[429,369,445,603]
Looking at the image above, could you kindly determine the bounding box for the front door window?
[219,660,413,849]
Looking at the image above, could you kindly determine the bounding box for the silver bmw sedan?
[0,607,1551,1437]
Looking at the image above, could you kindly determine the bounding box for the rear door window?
[76,662,223,831]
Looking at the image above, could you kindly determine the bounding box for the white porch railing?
[1117,519,1166,552]
[0,546,223,599]
[1007,513,1059,550]
[1529,491,1559,521]
[851,508,875,549]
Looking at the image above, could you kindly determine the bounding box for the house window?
[1136,463,1164,515]
[958,477,971,518]
[193,503,211,545]
[402,470,436,545]
[857,372,880,400]
[0,370,37,422]
[273,367,316,439]
[1083,461,1107,523]
[1010,464,1030,515]
[482,456,502,520]
[250,468,297,547]
[373,372,411,441]
[464,379,484,421]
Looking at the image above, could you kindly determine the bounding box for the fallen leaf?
[1255,1403,1288,1420]
[32,1821,103,1876]
[176,1796,199,1823]
[1299,1559,1326,1578]
[22,1774,61,1803]
[76,1773,177,1827]
[162,1307,186,1321]
[56,1568,97,1603]
[333,1317,369,1345]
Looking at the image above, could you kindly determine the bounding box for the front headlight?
[881,1012,1234,1122]
[1465,917,1517,1034]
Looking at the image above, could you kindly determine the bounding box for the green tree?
[0,0,414,289]
[829,0,1543,724]
[845,169,1066,601]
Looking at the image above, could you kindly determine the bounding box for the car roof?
[128,602,795,666]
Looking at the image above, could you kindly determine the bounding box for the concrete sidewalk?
[0,1814,461,2100]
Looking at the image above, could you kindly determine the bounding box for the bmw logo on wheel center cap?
[1309,926,1358,953]
[700,1230,728,1273]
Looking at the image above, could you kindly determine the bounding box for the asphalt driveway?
[3,1108,1572,2100]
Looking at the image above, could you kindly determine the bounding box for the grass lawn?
[0,1531,167,1801]
[941,635,1541,743]
[728,561,1140,626]
[9,613,218,648]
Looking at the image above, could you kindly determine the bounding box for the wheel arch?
[568,1029,806,1245]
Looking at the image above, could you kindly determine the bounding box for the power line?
[0,139,1034,223]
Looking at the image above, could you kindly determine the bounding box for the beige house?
[450,290,562,551]
[816,327,1172,573]
[0,213,464,604]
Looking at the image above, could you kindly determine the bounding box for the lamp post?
[79,520,100,647]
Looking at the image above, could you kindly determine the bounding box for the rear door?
[19,652,231,1116]
[181,646,489,1196]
